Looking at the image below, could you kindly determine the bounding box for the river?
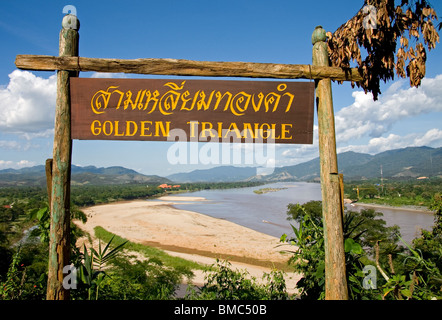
[166,182,435,244]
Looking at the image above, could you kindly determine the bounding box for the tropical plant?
[282,200,442,300]
[76,236,127,300]
[186,259,288,300]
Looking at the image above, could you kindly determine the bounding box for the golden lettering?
[259,123,271,139]
[281,123,293,140]
[121,90,146,110]
[271,124,280,139]
[242,123,255,139]
[197,91,215,111]
[90,86,124,114]
[140,121,153,137]
[144,90,160,114]
[229,92,252,116]
[213,91,232,111]
[91,120,101,135]
[159,81,186,115]
[114,121,125,136]
[187,121,199,138]
[224,123,242,139]
[89,82,300,117]
[102,121,113,136]
[126,121,138,136]
[154,121,170,137]
[217,122,223,138]
[251,92,264,112]
[201,122,216,138]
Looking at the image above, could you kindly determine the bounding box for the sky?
[0,0,441,177]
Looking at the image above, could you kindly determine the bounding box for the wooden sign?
[70,78,314,144]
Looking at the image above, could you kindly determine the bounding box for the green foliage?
[28,207,50,243]
[286,200,322,222]
[0,246,47,300]
[282,204,325,299]
[76,236,128,300]
[99,255,184,300]
[344,178,442,208]
[282,199,442,300]
[186,259,288,300]
[93,226,202,272]
[83,227,198,300]
[1,183,282,300]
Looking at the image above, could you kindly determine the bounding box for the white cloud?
[0,159,36,170]
[0,140,22,150]
[0,70,56,134]
[90,72,128,79]
[337,128,442,155]
[279,73,442,166]
[21,128,54,140]
[335,75,442,142]
[0,139,37,151]
[277,125,319,166]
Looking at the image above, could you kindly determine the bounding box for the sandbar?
[76,198,294,267]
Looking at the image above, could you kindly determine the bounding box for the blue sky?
[0,0,441,176]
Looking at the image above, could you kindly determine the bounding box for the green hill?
[166,147,442,183]
[0,165,170,187]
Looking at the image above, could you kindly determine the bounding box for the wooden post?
[46,14,79,300]
[45,159,53,206]
[312,26,348,300]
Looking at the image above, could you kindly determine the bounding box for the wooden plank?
[45,158,53,206]
[70,78,315,144]
[46,14,79,301]
[15,54,363,82]
[312,26,348,300]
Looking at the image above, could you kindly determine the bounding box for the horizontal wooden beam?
[15,54,363,82]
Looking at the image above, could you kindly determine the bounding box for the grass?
[93,226,206,271]
[92,226,291,272]
[253,188,287,195]
[357,195,433,209]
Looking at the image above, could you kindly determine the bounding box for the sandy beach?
[75,196,301,294]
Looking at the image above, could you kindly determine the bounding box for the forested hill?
[1,146,440,186]
[264,146,441,181]
[0,165,170,187]
[166,146,442,182]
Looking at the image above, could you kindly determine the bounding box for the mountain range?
[166,146,442,183]
[0,146,440,186]
[0,165,169,187]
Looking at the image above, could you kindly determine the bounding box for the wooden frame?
[15,14,354,300]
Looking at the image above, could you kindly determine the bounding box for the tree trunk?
[46,14,79,300]
[312,26,348,300]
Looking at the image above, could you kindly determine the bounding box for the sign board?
[70,78,314,144]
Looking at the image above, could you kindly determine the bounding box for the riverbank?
[350,201,433,214]
[74,196,301,293]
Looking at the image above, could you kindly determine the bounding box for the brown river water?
[166,182,435,244]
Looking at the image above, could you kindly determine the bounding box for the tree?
[328,0,439,100]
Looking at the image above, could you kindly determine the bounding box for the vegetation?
[1,174,440,300]
[253,188,287,194]
[0,181,279,300]
[186,259,288,300]
[282,194,442,300]
[344,178,442,208]
[328,0,440,100]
